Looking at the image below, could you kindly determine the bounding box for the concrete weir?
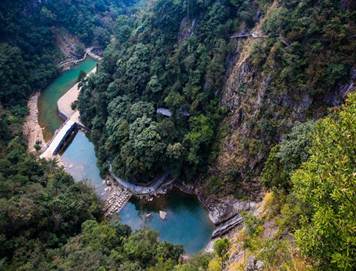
[40,66,97,159]
[40,111,83,159]
[39,62,133,216]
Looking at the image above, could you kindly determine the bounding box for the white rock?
[159,210,167,220]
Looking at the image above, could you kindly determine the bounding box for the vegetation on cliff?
[0,0,355,270]
[223,91,355,271]
[78,0,259,182]
[210,0,355,196]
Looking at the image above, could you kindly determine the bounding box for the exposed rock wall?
[210,1,355,199]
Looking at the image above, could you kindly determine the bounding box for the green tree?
[262,121,316,192]
[184,114,214,166]
[147,75,162,93]
[292,92,356,270]
[213,238,230,258]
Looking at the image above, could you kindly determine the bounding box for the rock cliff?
[207,1,355,199]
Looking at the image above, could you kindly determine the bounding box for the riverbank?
[175,182,258,238]
[57,66,97,120]
[109,168,257,240]
[23,92,46,153]
[110,161,257,239]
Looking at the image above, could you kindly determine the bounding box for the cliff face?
[208,0,355,198]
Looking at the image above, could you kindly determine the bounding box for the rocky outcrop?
[54,29,84,65]
[245,256,264,271]
[103,178,132,217]
[211,0,356,199]
[176,182,257,226]
[178,16,196,44]
[212,214,244,238]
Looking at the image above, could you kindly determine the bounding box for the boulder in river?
[159,210,167,220]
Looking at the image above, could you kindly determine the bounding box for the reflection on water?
[61,131,105,195]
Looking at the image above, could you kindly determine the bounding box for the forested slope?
[77,1,355,269]
[79,0,355,191]
[0,0,137,106]
[0,0,355,270]
[79,0,260,183]
[0,1,186,270]
[212,0,356,197]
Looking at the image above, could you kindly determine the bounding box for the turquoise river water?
[38,58,214,254]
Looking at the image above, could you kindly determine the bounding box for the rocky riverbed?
[103,178,132,217]
[23,92,46,153]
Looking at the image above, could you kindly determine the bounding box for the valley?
[0,0,355,270]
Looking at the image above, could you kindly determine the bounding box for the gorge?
[37,56,215,254]
[0,0,355,270]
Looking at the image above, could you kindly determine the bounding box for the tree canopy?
[292,92,356,270]
[79,0,258,183]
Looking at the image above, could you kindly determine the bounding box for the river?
[38,58,214,254]
[38,58,97,140]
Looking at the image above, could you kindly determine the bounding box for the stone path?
[109,165,175,195]
[58,47,102,70]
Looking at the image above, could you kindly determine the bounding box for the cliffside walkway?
[109,166,175,195]
[58,47,102,69]
[230,31,268,39]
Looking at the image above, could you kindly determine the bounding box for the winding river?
[38,58,214,254]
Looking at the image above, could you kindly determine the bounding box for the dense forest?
[78,0,355,269]
[0,0,189,270]
[0,0,137,106]
[0,112,186,270]
[78,0,355,188]
[79,0,259,182]
[0,0,355,270]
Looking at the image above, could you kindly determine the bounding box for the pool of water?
[38,57,214,254]
[60,131,214,253]
[38,58,97,140]
[120,191,214,254]
[61,131,105,196]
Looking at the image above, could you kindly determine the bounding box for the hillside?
[0,0,137,106]
[79,0,261,183]
[79,0,355,190]
[78,0,355,269]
